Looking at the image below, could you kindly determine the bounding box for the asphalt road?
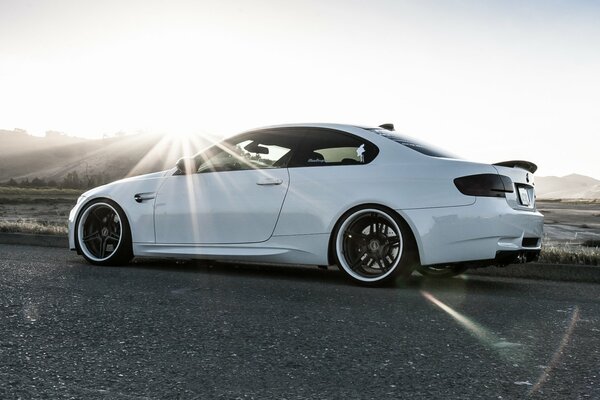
[1,244,599,399]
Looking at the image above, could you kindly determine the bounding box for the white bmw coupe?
[69,124,543,286]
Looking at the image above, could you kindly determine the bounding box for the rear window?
[368,128,456,158]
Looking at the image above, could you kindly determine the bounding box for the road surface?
[1,244,599,399]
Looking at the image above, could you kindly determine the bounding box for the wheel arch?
[327,203,422,266]
[74,196,133,251]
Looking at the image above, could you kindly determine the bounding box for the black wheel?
[417,264,467,278]
[75,199,133,266]
[333,206,417,286]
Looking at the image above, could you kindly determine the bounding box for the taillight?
[454,174,514,197]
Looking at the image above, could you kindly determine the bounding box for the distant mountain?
[0,129,87,155]
[536,174,600,199]
[0,130,212,185]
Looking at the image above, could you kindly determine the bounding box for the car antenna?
[379,123,394,131]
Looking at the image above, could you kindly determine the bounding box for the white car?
[68,123,543,286]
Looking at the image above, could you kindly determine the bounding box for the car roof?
[244,122,378,132]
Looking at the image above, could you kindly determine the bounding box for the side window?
[290,128,379,168]
[195,130,299,173]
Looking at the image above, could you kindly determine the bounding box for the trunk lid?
[493,160,537,210]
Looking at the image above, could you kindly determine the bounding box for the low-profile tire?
[75,199,133,266]
[333,206,417,286]
[417,264,468,278]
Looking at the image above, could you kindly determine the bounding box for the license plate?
[518,187,531,206]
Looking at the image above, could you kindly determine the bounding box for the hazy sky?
[1,0,599,178]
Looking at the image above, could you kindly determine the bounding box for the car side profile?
[68,123,544,286]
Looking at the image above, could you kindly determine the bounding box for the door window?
[195,130,299,173]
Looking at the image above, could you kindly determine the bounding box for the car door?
[154,130,297,244]
[272,127,380,236]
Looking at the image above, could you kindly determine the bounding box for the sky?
[1,0,599,178]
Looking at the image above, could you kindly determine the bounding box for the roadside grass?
[0,196,76,204]
[0,220,68,235]
[539,243,600,266]
[0,186,83,196]
[540,198,600,205]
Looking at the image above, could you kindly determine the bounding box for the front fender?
[68,173,169,250]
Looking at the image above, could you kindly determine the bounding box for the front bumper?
[68,197,86,251]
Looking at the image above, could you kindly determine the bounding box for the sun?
[118,130,217,178]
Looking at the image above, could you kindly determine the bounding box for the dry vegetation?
[0,186,83,196]
[0,220,68,235]
[0,186,79,235]
[539,243,600,266]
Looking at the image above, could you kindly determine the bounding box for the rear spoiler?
[493,160,537,173]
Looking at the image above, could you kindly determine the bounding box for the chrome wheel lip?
[336,208,403,282]
[77,202,123,263]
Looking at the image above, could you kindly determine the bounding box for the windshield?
[368,128,457,158]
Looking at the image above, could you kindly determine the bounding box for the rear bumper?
[423,249,541,270]
[495,249,540,265]
[401,197,544,266]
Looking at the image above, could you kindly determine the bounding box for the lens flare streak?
[529,306,580,396]
[420,289,527,366]
[420,290,495,344]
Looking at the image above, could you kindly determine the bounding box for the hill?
[0,129,87,155]
[0,130,211,186]
[536,174,600,199]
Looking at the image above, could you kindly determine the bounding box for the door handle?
[134,193,156,203]
[256,178,283,186]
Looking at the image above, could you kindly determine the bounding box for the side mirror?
[175,157,197,175]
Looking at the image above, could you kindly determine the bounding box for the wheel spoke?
[386,245,399,260]
[380,256,391,271]
[99,238,108,258]
[388,236,400,246]
[108,232,120,242]
[83,231,101,242]
[349,252,367,270]
[382,224,391,237]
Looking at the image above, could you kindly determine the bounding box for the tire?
[417,264,468,278]
[75,199,133,266]
[333,206,417,286]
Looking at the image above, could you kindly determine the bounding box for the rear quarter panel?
[273,145,496,236]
